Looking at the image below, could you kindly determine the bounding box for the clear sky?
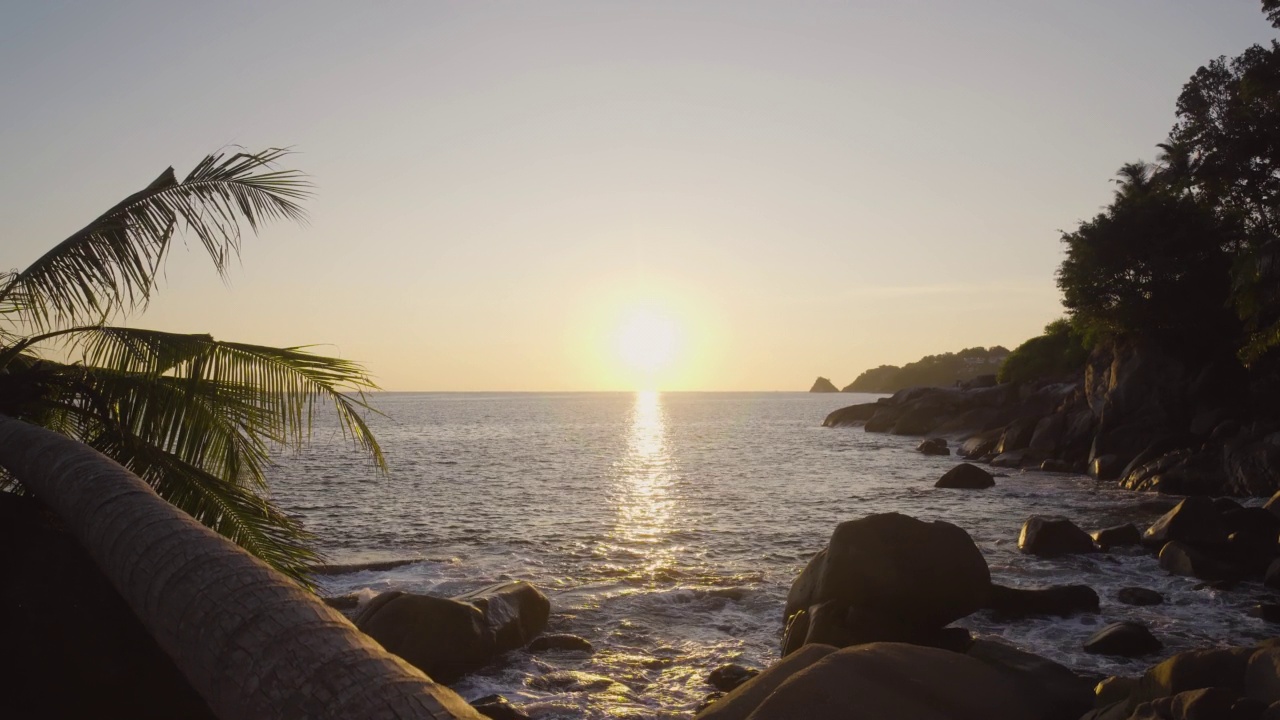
[2,1,1275,391]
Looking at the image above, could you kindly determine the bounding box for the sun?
[613,305,681,379]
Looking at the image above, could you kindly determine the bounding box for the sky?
[2,1,1276,391]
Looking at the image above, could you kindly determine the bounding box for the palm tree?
[0,148,383,584]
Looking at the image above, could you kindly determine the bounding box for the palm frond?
[69,326,386,472]
[0,148,310,329]
[87,424,322,586]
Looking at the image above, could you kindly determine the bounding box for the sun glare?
[613,306,681,383]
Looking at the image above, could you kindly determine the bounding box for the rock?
[1095,676,1138,708]
[935,462,995,489]
[822,402,880,427]
[1222,507,1280,556]
[784,513,991,633]
[967,639,1094,720]
[997,417,1040,455]
[1266,559,1280,590]
[715,643,1048,720]
[1117,587,1164,606]
[695,692,725,714]
[1130,687,1240,720]
[355,591,496,683]
[992,449,1034,468]
[1092,523,1143,549]
[892,404,948,435]
[1041,459,1073,472]
[707,664,759,692]
[1250,604,1280,622]
[1142,497,1230,550]
[695,644,838,720]
[323,594,360,611]
[959,431,1002,459]
[780,607,809,657]
[1214,497,1247,514]
[454,581,551,652]
[1265,490,1280,518]
[1090,454,1124,481]
[1132,646,1255,704]
[1158,541,1241,582]
[985,583,1099,618]
[917,437,950,456]
[470,694,530,720]
[1084,621,1163,658]
[1248,648,1280,704]
[1019,516,1099,556]
[1029,414,1068,455]
[801,601,971,653]
[527,670,622,693]
[527,634,593,653]
[810,377,839,393]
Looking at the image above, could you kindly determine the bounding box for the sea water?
[269,391,1277,719]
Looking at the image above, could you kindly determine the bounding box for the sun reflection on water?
[606,390,679,580]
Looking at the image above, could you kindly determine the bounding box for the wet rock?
[728,643,1047,720]
[1249,604,1280,623]
[1130,687,1240,720]
[708,664,759,692]
[1214,497,1246,514]
[992,449,1034,468]
[1265,559,1280,590]
[1222,508,1280,557]
[1117,587,1164,606]
[784,513,991,634]
[935,462,994,489]
[1265,490,1280,518]
[985,583,1099,618]
[528,670,622,693]
[1019,516,1099,557]
[528,634,592,654]
[322,594,360,611]
[1084,621,1163,658]
[822,402,879,427]
[802,601,971,652]
[1142,497,1229,550]
[1040,459,1073,472]
[1090,454,1123,481]
[695,692,725,714]
[959,431,1001,459]
[917,437,950,456]
[355,591,496,683]
[1092,523,1142,550]
[1158,541,1241,582]
[696,644,837,720]
[455,581,551,652]
[470,694,530,720]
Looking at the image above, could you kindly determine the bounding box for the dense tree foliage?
[1054,3,1280,365]
[997,320,1089,385]
[845,346,1009,392]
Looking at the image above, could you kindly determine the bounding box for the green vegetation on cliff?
[997,320,1090,385]
[844,346,1009,392]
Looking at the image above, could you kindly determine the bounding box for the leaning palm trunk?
[0,415,481,720]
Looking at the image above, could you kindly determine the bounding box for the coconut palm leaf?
[0,148,309,329]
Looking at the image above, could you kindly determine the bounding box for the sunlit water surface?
[270,392,1278,719]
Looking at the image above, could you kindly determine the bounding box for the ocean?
[269,391,1275,719]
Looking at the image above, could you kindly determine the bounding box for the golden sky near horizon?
[2,2,1275,391]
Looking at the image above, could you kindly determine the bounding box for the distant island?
[835,346,1009,393]
[809,377,840,393]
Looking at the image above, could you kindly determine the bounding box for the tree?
[997,319,1088,385]
[1264,0,1280,30]
[0,149,383,584]
[1056,172,1237,349]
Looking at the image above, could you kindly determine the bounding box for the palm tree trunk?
[0,414,482,720]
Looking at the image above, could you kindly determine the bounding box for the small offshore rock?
[810,376,839,393]
[528,634,593,654]
[708,663,759,692]
[1091,523,1142,550]
[1117,587,1164,606]
[470,694,531,720]
[1019,516,1098,557]
[917,437,950,456]
[935,462,994,489]
[1084,621,1163,658]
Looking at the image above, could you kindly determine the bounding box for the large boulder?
[966,639,1094,720]
[785,514,991,633]
[1084,621,1163,658]
[959,430,1002,459]
[1141,497,1229,549]
[935,463,995,489]
[454,581,550,653]
[917,437,950,456]
[822,402,880,427]
[355,591,496,682]
[705,642,1058,720]
[1092,523,1142,549]
[1018,516,1098,556]
[984,583,1099,618]
[696,644,837,720]
[1158,541,1242,582]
